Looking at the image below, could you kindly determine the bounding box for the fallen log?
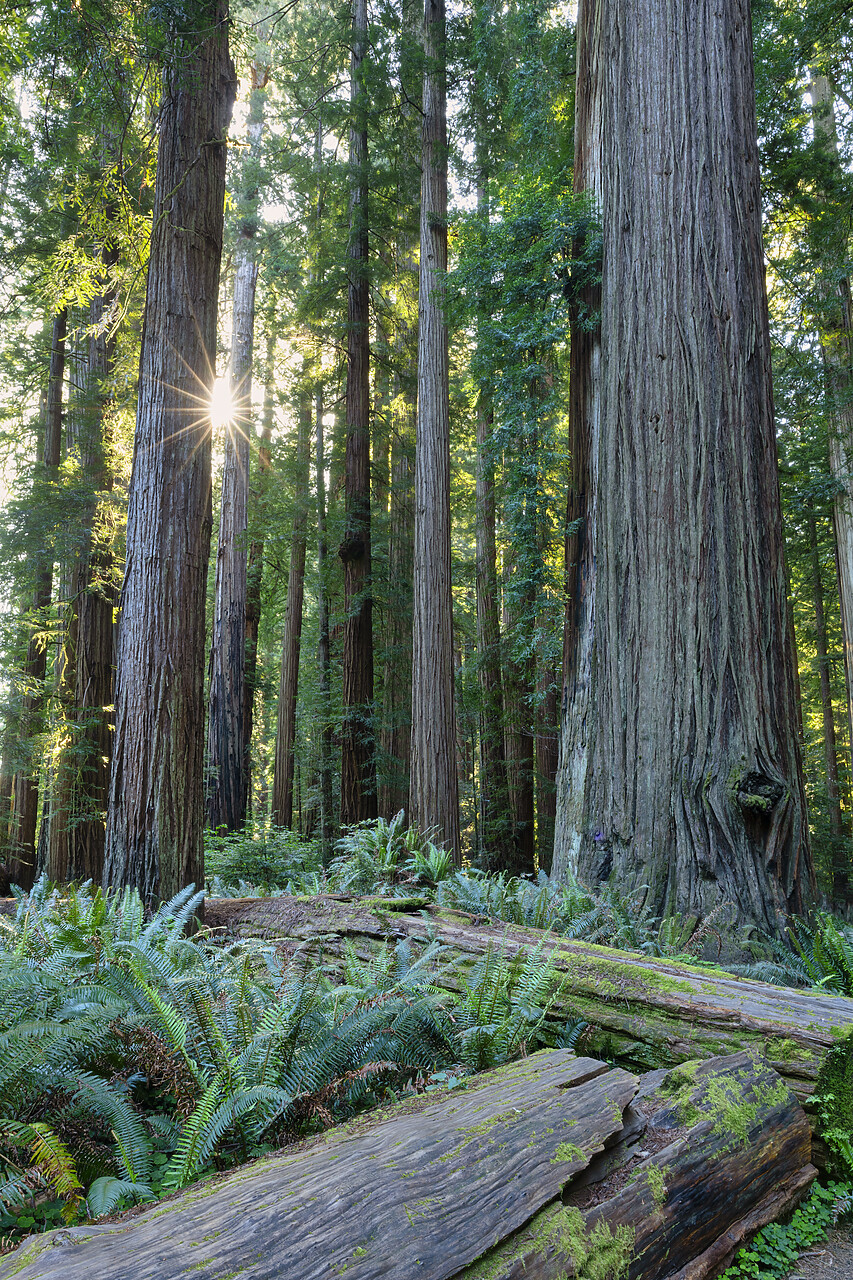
[205,895,853,1108]
[0,1050,814,1280]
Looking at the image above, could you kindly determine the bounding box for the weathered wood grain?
[458,1053,816,1280]
[205,895,853,1098]
[0,1050,814,1280]
[0,1052,635,1280]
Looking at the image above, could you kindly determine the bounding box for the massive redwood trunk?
[553,0,812,934]
[104,6,235,903]
[9,309,67,891]
[340,0,377,825]
[410,0,460,856]
[207,69,264,834]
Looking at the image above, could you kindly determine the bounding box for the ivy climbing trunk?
[9,308,67,891]
[271,388,311,829]
[553,0,812,933]
[104,6,235,903]
[410,0,459,857]
[207,68,264,834]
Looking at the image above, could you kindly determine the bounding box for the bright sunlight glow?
[210,376,235,431]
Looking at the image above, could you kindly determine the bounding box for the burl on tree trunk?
[0,1050,815,1280]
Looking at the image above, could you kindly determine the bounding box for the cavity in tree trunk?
[104,6,235,903]
[340,0,377,825]
[207,68,265,834]
[553,0,812,933]
[410,0,460,856]
[271,387,311,829]
[9,308,67,891]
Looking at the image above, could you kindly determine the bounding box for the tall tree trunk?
[244,331,274,817]
[271,389,311,829]
[809,73,853,785]
[9,308,67,890]
[502,587,535,876]
[806,504,849,904]
[315,377,335,857]
[553,0,812,933]
[410,0,459,856]
[340,0,377,825]
[207,74,264,834]
[476,406,511,865]
[104,7,235,903]
[379,422,414,817]
[535,645,559,872]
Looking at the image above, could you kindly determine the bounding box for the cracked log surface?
[0,1050,814,1280]
[205,895,853,1099]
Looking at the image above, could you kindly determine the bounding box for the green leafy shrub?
[720,1181,852,1280]
[327,811,452,896]
[204,822,322,894]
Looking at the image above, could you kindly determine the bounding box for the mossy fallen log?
[205,895,853,1107]
[0,1050,814,1280]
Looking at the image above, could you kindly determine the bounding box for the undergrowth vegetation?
[0,875,572,1248]
[205,815,853,996]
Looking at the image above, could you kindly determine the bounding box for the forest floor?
[788,1226,853,1278]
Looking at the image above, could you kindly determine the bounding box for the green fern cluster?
[0,878,569,1243]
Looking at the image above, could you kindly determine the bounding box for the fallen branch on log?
[205,895,853,1106]
[0,1049,814,1280]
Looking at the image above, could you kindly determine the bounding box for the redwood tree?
[207,64,265,834]
[409,0,459,856]
[340,0,377,824]
[553,0,813,933]
[104,4,235,903]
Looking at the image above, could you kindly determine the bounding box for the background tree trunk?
[104,7,235,903]
[243,331,274,816]
[809,73,853,774]
[409,0,459,856]
[207,71,264,834]
[314,377,335,856]
[271,389,311,828]
[340,0,377,825]
[553,0,812,934]
[9,308,67,891]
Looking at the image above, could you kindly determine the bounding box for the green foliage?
[720,1181,852,1280]
[0,876,578,1245]
[204,822,323,895]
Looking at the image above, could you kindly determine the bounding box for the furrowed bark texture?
[271,390,310,828]
[9,309,67,891]
[553,0,812,933]
[806,505,848,900]
[810,74,853,771]
[207,78,263,833]
[340,0,377,825]
[314,379,335,855]
[104,10,235,903]
[243,333,274,801]
[53,275,119,883]
[410,0,460,856]
[476,406,511,864]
